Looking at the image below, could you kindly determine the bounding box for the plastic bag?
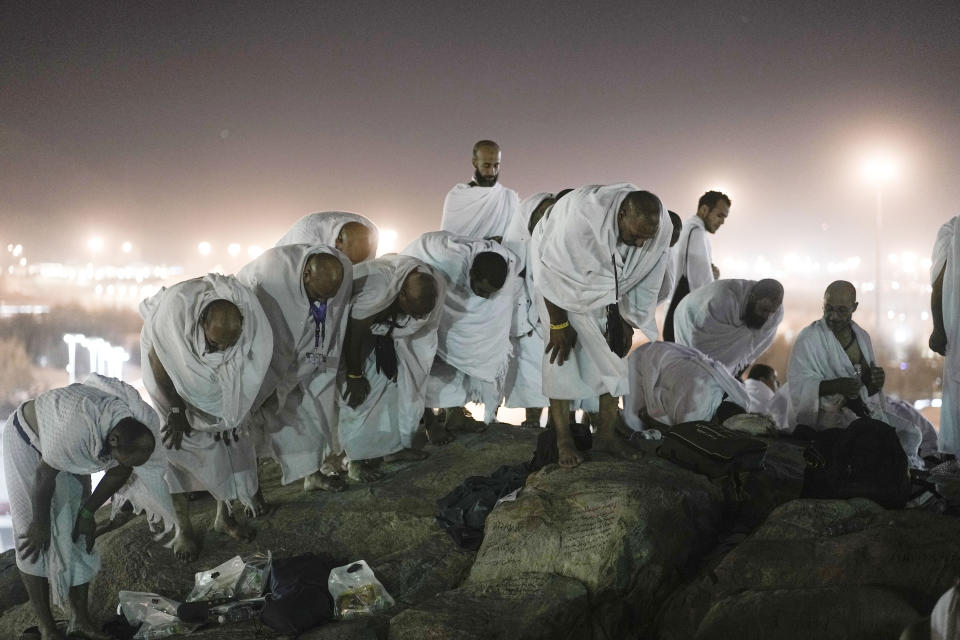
[328,560,395,619]
[118,591,200,640]
[186,551,272,602]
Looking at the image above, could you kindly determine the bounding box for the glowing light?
[247,245,263,258]
[18,257,26,267]
[227,243,242,257]
[12,244,23,257]
[921,311,930,321]
[5,244,11,252]
[899,362,908,371]
[121,241,133,253]
[860,155,898,185]
[198,241,212,256]
[890,281,900,290]
[887,310,895,320]
[377,229,398,256]
[933,399,942,408]
[893,327,911,344]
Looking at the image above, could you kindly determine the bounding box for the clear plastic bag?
[117,591,200,639]
[186,551,272,602]
[328,560,395,619]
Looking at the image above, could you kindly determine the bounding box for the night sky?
[2,1,959,270]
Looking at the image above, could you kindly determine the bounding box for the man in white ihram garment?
[237,243,353,492]
[4,374,176,640]
[787,280,923,465]
[402,230,519,440]
[673,278,784,376]
[532,184,671,467]
[623,341,751,431]
[930,216,960,461]
[663,190,730,340]
[140,274,272,560]
[440,140,520,241]
[276,210,379,264]
[501,192,557,427]
[339,255,445,481]
[742,364,792,432]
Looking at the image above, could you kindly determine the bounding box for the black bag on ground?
[657,421,767,479]
[436,464,530,549]
[260,553,336,636]
[529,423,593,472]
[801,417,911,509]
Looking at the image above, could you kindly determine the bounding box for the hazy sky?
[2,1,959,270]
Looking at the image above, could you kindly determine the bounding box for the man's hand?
[711,264,721,279]
[343,376,371,408]
[18,520,51,562]
[213,429,240,446]
[161,411,192,450]
[865,364,885,395]
[930,328,948,356]
[546,324,578,366]
[72,509,97,553]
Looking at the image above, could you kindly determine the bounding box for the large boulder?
[391,454,725,639]
[658,498,960,640]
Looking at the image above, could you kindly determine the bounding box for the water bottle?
[215,600,263,625]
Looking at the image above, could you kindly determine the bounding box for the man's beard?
[474,170,498,187]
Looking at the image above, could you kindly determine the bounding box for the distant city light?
[860,155,899,185]
[87,236,104,252]
[121,241,133,253]
[227,243,242,257]
[12,244,23,257]
[893,327,911,344]
[19,258,26,267]
[247,245,263,258]
[377,229,398,256]
[198,241,212,256]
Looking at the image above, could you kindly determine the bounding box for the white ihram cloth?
[237,244,353,484]
[670,214,714,295]
[402,232,519,422]
[276,211,379,262]
[501,193,552,408]
[532,183,671,400]
[745,378,793,432]
[139,274,272,509]
[932,216,960,455]
[673,279,783,375]
[787,318,923,465]
[885,396,939,459]
[3,377,175,606]
[441,181,519,240]
[623,342,749,429]
[337,256,446,460]
[931,584,960,640]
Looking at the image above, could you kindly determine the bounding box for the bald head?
[336,221,373,264]
[618,191,662,248]
[201,299,243,352]
[303,252,344,302]
[823,280,859,333]
[398,270,439,319]
[472,140,501,187]
[107,417,156,467]
[743,279,784,329]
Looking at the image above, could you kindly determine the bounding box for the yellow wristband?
[550,321,570,331]
[347,373,363,379]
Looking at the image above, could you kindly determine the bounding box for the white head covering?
[276,211,379,262]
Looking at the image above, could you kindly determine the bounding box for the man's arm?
[18,461,60,562]
[343,314,375,408]
[930,264,947,355]
[543,297,577,366]
[148,347,192,450]
[72,465,133,553]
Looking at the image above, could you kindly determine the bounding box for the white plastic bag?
[186,551,272,602]
[328,560,395,619]
[118,591,200,639]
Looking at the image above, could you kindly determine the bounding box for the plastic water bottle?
[215,600,263,625]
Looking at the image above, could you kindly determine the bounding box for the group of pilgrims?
[5,139,960,640]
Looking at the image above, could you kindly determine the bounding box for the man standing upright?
[532,184,671,467]
[664,190,730,340]
[930,216,959,460]
[441,140,520,241]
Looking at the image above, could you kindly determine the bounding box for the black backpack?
[657,421,767,479]
[801,417,911,509]
[260,553,336,636]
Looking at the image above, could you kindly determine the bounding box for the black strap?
[13,413,41,456]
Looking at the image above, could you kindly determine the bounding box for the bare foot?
[245,488,270,518]
[384,448,430,463]
[425,420,455,445]
[213,511,256,542]
[172,530,201,562]
[592,434,643,461]
[303,471,347,492]
[348,460,385,483]
[557,439,583,468]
